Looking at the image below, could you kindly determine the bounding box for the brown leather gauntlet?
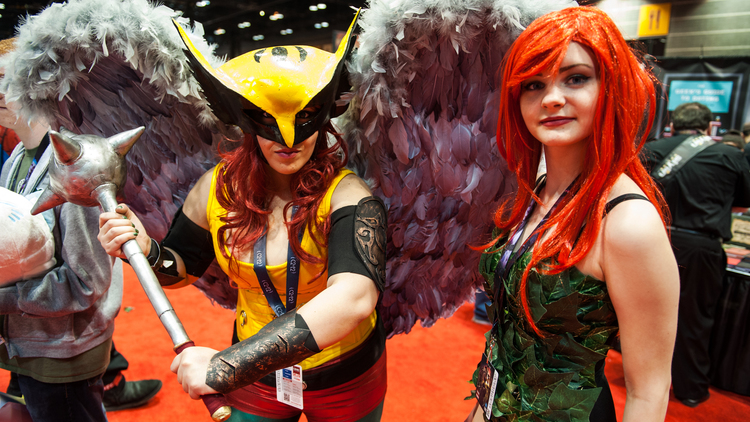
[205,310,321,394]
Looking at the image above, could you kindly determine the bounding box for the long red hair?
[215,122,348,275]
[495,7,668,336]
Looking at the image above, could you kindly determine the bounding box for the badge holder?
[276,365,304,409]
[475,333,499,418]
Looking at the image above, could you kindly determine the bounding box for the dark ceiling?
[0,0,367,58]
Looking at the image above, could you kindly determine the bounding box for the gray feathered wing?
[0,0,238,308]
[339,0,576,336]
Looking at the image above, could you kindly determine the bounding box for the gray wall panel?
[595,0,750,56]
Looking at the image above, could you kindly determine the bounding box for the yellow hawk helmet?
[174,10,359,148]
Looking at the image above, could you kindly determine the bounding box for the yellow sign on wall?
[638,3,671,37]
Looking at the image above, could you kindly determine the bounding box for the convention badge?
[276,365,304,409]
[475,339,499,419]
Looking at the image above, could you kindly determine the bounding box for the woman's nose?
[541,85,564,109]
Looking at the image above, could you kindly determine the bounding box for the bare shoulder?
[330,173,373,212]
[603,199,665,253]
[601,176,667,261]
[183,166,217,230]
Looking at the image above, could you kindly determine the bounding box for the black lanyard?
[252,206,303,317]
[493,176,577,302]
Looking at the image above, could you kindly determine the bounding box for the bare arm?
[600,200,679,422]
[298,173,380,348]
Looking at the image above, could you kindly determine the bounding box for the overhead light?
[259,11,265,16]
[237,22,251,29]
[321,22,329,28]
[314,23,321,29]
[269,12,284,21]
[318,3,327,9]
[309,5,318,11]
[0,4,5,10]
[196,0,210,7]
[280,29,293,35]
[213,28,226,35]
[253,35,265,41]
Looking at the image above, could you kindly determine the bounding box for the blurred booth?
[713,216,750,396]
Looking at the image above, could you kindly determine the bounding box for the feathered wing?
[0,0,238,309]
[340,0,576,336]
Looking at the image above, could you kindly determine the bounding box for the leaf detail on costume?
[471,241,618,420]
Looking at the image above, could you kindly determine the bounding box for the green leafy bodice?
[472,243,618,422]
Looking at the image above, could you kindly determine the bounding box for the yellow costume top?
[206,165,377,370]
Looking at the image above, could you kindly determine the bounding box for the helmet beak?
[277,116,296,148]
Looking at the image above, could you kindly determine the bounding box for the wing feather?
[341,0,576,336]
[0,0,237,308]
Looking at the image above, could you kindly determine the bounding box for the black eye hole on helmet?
[242,102,276,127]
[296,105,323,125]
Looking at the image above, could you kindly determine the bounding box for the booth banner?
[651,57,750,138]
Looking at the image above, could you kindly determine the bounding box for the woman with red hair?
[469,7,678,422]
[96,24,388,421]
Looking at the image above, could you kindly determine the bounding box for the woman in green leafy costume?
[468,7,679,422]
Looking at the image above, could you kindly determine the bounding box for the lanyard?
[252,206,302,317]
[12,134,49,194]
[493,176,577,302]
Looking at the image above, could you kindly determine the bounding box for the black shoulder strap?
[534,174,547,190]
[604,193,649,215]
[651,134,714,180]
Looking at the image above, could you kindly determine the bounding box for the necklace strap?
[493,175,578,302]
[252,206,302,317]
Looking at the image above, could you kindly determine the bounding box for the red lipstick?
[540,116,574,127]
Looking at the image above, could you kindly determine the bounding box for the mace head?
[31,126,145,215]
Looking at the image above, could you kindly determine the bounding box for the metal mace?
[31,127,231,422]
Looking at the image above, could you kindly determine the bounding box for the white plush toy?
[0,187,55,285]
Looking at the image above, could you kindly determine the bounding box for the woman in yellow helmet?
[98,13,388,422]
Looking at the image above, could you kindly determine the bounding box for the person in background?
[0,126,19,168]
[643,102,750,407]
[472,290,492,325]
[722,130,745,150]
[0,37,161,419]
[741,122,750,167]
[469,7,678,422]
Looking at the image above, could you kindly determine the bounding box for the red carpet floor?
[1,264,748,421]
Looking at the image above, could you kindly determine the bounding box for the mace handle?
[96,185,232,421]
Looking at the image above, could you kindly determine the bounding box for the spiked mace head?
[31,127,145,215]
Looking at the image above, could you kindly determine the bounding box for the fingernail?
[134,229,139,236]
[122,215,128,219]
[117,205,123,209]
[131,223,136,228]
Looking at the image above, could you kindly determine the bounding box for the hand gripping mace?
[30,127,231,422]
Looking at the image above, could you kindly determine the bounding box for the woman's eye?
[522,81,543,91]
[567,74,591,86]
[296,107,321,123]
[259,111,274,124]
[244,108,276,126]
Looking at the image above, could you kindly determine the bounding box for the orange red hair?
[494,6,668,336]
